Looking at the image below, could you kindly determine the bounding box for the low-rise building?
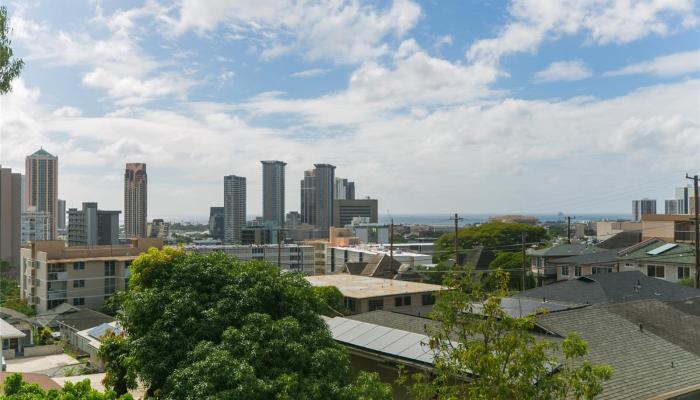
[20,238,164,313]
[641,214,695,243]
[616,239,696,283]
[188,244,315,274]
[305,274,444,316]
[595,221,641,241]
[326,245,432,274]
[57,309,117,367]
[147,219,170,239]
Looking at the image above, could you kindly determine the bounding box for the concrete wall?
[348,293,435,317]
[641,221,675,241]
[23,344,62,357]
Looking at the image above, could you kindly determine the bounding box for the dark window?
[561,266,569,276]
[73,280,85,288]
[647,264,665,278]
[368,299,384,311]
[104,261,116,276]
[73,297,85,306]
[574,266,582,277]
[677,266,690,280]
[592,267,611,274]
[403,296,412,306]
[394,297,403,307]
[73,262,85,270]
[48,263,65,273]
[47,299,65,310]
[421,294,435,306]
[345,298,357,312]
[105,277,116,295]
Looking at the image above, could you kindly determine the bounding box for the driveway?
[5,354,78,373]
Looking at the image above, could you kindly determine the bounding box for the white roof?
[305,275,444,299]
[0,318,26,339]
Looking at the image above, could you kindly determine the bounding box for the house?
[616,239,696,283]
[305,275,444,316]
[1,318,26,367]
[549,248,619,280]
[71,321,122,367]
[528,244,601,283]
[56,308,116,363]
[0,308,35,350]
[514,271,700,306]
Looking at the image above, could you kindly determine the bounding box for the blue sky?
[1,0,699,220]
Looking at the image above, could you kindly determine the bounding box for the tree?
[433,222,549,264]
[487,251,534,290]
[0,373,133,399]
[120,248,391,398]
[0,261,34,316]
[400,268,612,400]
[312,285,347,316]
[98,331,137,396]
[101,291,127,317]
[0,6,23,94]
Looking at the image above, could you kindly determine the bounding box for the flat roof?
[330,246,431,258]
[48,255,139,263]
[305,275,444,299]
[641,214,694,222]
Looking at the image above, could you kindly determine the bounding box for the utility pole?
[449,213,464,265]
[277,227,283,269]
[389,218,394,268]
[566,216,576,244]
[686,173,699,289]
[521,231,527,290]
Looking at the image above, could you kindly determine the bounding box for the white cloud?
[467,0,697,65]
[290,68,329,78]
[82,68,196,106]
[533,60,592,83]
[52,106,82,117]
[605,49,700,77]
[165,0,422,64]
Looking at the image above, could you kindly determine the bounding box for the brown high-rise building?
[25,148,58,239]
[124,163,147,238]
[0,165,22,271]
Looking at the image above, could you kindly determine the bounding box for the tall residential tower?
[0,165,22,270]
[224,175,246,244]
[124,163,147,238]
[25,148,58,239]
[261,161,286,228]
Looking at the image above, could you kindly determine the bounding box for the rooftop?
[330,245,431,258]
[617,240,696,265]
[516,271,700,305]
[55,308,116,331]
[305,275,444,299]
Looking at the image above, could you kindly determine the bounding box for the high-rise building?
[286,211,301,226]
[664,199,685,215]
[57,199,66,230]
[301,170,316,226]
[20,175,25,212]
[147,219,170,238]
[209,207,225,241]
[0,165,22,270]
[334,178,355,200]
[333,198,379,227]
[313,164,335,233]
[261,160,286,228]
[21,206,52,243]
[124,163,147,238]
[25,148,58,239]
[224,175,246,244]
[632,199,656,222]
[68,202,120,246]
[674,185,693,214]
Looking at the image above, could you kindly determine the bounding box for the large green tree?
[433,222,548,264]
[0,6,23,94]
[400,268,612,399]
[120,248,389,399]
[98,331,137,397]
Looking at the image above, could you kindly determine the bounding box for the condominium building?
[314,164,335,233]
[300,169,316,226]
[286,211,301,227]
[261,161,286,228]
[57,199,66,230]
[334,178,355,200]
[632,199,656,222]
[209,207,225,241]
[333,198,378,228]
[21,207,52,244]
[0,165,22,269]
[25,148,58,239]
[68,202,120,246]
[20,238,164,313]
[188,244,315,274]
[147,219,170,239]
[664,199,685,215]
[124,163,147,238]
[674,185,692,214]
[224,175,246,244]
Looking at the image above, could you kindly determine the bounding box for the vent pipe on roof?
[639,324,643,332]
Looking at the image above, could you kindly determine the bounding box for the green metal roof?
[617,241,696,265]
[30,148,56,158]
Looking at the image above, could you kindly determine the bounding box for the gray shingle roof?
[55,308,116,331]
[548,248,618,265]
[516,271,700,305]
[537,304,700,400]
[596,231,642,250]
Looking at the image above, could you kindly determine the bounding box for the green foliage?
[312,285,347,316]
[400,267,612,400]
[0,373,133,399]
[121,248,391,398]
[433,222,549,263]
[98,331,137,396]
[0,261,35,316]
[487,251,531,290]
[101,291,127,317]
[0,6,24,95]
[677,277,694,287]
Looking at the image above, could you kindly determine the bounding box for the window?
[678,266,690,280]
[48,263,65,273]
[73,262,85,270]
[73,280,85,288]
[368,299,384,311]
[592,267,611,275]
[105,277,116,295]
[48,299,65,310]
[403,296,412,306]
[421,294,435,306]
[574,266,582,277]
[104,261,116,276]
[395,297,403,307]
[561,266,569,276]
[647,264,665,278]
[345,298,357,312]
[73,297,85,306]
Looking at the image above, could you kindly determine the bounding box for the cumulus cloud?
[164,0,422,64]
[533,60,592,83]
[52,106,83,117]
[290,68,329,78]
[605,49,700,77]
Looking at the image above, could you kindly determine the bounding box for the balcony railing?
[48,290,67,300]
[675,231,696,242]
[47,272,68,281]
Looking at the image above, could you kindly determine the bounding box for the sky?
[1,0,699,220]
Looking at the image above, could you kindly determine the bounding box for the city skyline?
[0,1,698,216]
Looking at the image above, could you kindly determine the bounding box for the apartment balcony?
[48,290,67,300]
[27,296,39,305]
[47,272,68,281]
[23,259,40,270]
[675,231,696,242]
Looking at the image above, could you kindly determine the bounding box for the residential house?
[1,318,26,364]
[616,239,696,283]
[57,308,116,365]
